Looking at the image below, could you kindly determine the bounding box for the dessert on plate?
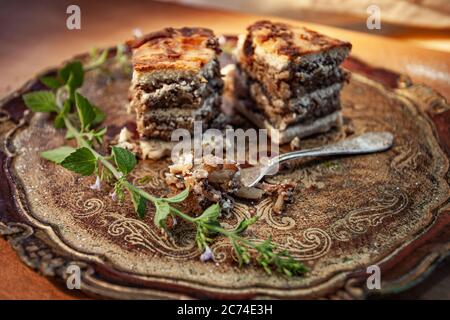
[234,20,351,144]
[120,21,352,214]
[127,27,223,159]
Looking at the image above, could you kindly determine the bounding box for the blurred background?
[3,0,448,99]
[0,0,449,105]
[164,0,450,52]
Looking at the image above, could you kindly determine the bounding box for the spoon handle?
[273,132,394,166]
[241,132,394,187]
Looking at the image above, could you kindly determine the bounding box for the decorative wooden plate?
[0,45,449,299]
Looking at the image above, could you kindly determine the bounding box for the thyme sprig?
[22,49,307,277]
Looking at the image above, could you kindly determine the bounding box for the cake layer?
[129,27,223,140]
[137,96,220,140]
[130,59,222,110]
[237,20,351,101]
[234,20,351,141]
[128,27,220,73]
[131,59,223,108]
[236,100,343,144]
[235,68,343,130]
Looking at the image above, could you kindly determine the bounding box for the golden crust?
[128,27,221,72]
[242,20,352,62]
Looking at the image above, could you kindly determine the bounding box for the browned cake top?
[128,27,220,72]
[240,20,351,69]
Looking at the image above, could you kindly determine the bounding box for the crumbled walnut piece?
[202,154,222,169]
[118,127,132,144]
[164,152,296,216]
[290,137,301,150]
[259,181,296,214]
[164,172,180,186]
[140,139,174,160]
[164,154,241,215]
[169,153,194,175]
[114,127,140,153]
[273,193,285,214]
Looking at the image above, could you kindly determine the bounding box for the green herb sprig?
[22,49,307,277]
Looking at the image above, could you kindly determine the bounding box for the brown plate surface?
[0,49,449,299]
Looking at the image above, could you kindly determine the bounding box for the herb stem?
[64,114,265,256]
[207,223,256,248]
[169,206,197,224]
[26,57,307,276]
[64,116,159,203]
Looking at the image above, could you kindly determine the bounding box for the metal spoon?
[239,132,394,187]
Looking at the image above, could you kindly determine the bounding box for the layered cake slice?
[127,27,223,158]
[234,20,351,144]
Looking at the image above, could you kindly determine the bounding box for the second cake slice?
[234,20,351,144]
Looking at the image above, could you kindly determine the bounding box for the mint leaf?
[23,91,58,113]
[154,201,170,228]
[130,190,147,219]
[92,105,105,125]
[202,219,222,236]
[61,147,97,176]
[54,99,71,128]
[41,146,76,164]
[111,146,136,175]
[59,61,84,89]
[40,76,62,90]
[65,130,75,140]
[164,188,189,203]
[75,92,96,130]
[195,203,220,222]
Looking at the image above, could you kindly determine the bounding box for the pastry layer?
[129,27,223,140]
[128,27,220,73]
[236,20,351,101]
[131,59,222,111]
[136,93,221,140]
[235,67,343,130]
[234,20,351,140]
[236,100,343,144]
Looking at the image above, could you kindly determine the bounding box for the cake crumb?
[290,137,301,150]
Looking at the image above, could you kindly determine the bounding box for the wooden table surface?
[0,0,449,300]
